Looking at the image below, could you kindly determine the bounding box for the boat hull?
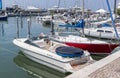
[84,28,120,40]
[51,35,119,54]
[19,48,71,73]
[65,42,119,54]
[14,52,66,78]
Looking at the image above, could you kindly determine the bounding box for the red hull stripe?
[65,42,119,54]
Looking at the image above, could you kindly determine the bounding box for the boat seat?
[48,43,61,52]
[34,41,46,48]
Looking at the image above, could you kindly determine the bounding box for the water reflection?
[0,21,8,37]
[14,52,70,78]
[1,24,4,36]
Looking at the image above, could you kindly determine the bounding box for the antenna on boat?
[106,0,119,39]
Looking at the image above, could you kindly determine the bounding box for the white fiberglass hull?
[13,38,90,73]
[84,28,120,40]
[20,48,69,73]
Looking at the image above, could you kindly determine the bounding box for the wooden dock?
[66,49,120,78]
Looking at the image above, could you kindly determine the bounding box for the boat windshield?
[24,40,40,48]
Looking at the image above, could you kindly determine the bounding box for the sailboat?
[84,0,120,40]
[0,0,7,21]
[50,0,120,54]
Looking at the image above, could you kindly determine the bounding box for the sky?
[2,0,118,11]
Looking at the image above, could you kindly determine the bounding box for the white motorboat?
[37,14,67,25]
[13,38,93,73]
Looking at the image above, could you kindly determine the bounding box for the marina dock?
[66,49,120,78]
[1,0,120,78]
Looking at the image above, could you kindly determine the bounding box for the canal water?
[0,17,67,78]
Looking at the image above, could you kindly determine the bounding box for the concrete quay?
[66,49,120,78]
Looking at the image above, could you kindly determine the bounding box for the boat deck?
[33,39,96,73]
[34,40,65,52]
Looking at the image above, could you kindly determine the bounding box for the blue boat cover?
[59,19,85,28]
[56,46,84,58]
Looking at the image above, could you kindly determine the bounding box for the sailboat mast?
[58,0,60,8]
[114,0,117,14]
[114,0,117,23]
[106,0,119,38]
[82,0,84,19]
[57,0,61,13]
[81,0,85,36]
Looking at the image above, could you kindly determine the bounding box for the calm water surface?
[0,17,67,78]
